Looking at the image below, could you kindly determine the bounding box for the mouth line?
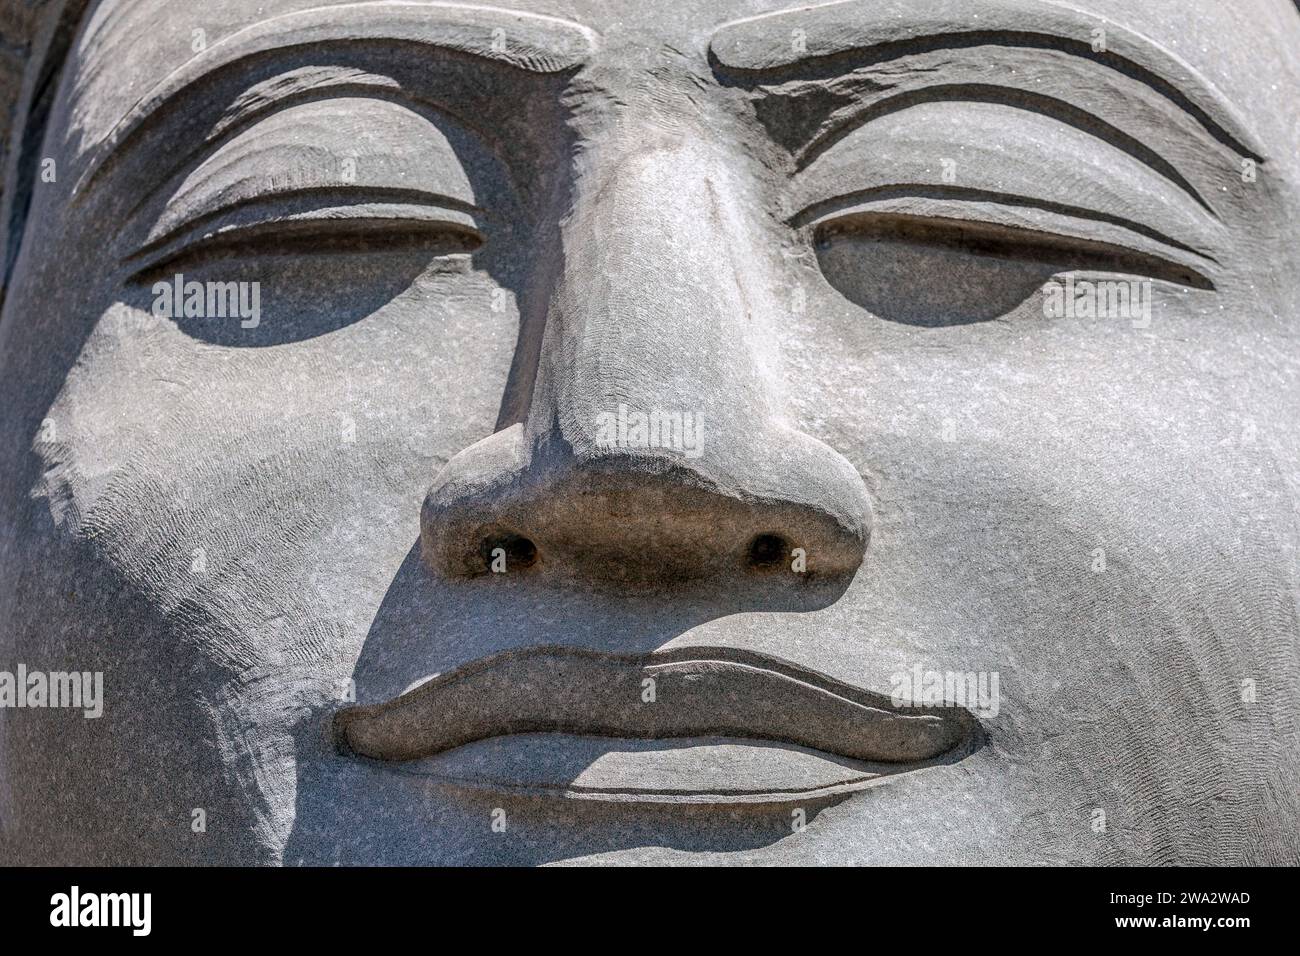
[334,645,978,768]
[373,733,982,806]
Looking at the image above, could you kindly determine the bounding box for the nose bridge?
[419,128,873,585]
[528,136,780,461]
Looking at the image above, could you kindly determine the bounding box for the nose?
[420,138,872,584]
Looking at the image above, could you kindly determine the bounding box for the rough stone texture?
[1,0,1299,865]
[0,1,52,266]
[0,3,48,194]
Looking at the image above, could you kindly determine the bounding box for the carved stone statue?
[2,0,1298,864]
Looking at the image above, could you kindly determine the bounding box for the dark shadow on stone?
[817,232,1058,327]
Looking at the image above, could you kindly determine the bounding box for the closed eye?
[813,208,1215,290]
[122,187,484,283]
[805,195,1216,327]
[784,94,1227,327]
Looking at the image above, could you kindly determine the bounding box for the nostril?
[746,533,790,571]
[479,532,538,572]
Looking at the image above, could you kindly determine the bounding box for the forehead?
[64,0,1299,158]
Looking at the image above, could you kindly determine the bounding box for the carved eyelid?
[789,100,1224,283]
[808,205,1215,292]
[125,182,483,256]
[120,97,494,270]
[121,191,485,280]
[800,187,1216,262]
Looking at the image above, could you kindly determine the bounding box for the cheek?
[776,262,1297,790]
[34,261,518,657]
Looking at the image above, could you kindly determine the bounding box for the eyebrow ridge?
[116,82,507,228]
[72,2,597,202]
[796,84,1216,215]
[709,0,1263,162]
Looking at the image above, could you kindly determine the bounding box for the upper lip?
[334,645,976,764]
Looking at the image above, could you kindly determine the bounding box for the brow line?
[71,2,596,202]
[709,0,1264,162]
[117,82,510,229]
[797,84,1216,216]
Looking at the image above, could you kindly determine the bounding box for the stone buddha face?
[2,0,1298,865]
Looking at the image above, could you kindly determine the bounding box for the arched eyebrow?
[71,1,597,202]
[708,0,1264,163]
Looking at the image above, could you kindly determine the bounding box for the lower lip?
[358,731,980,806]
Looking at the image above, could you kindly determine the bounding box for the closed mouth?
[334,646,980,803]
